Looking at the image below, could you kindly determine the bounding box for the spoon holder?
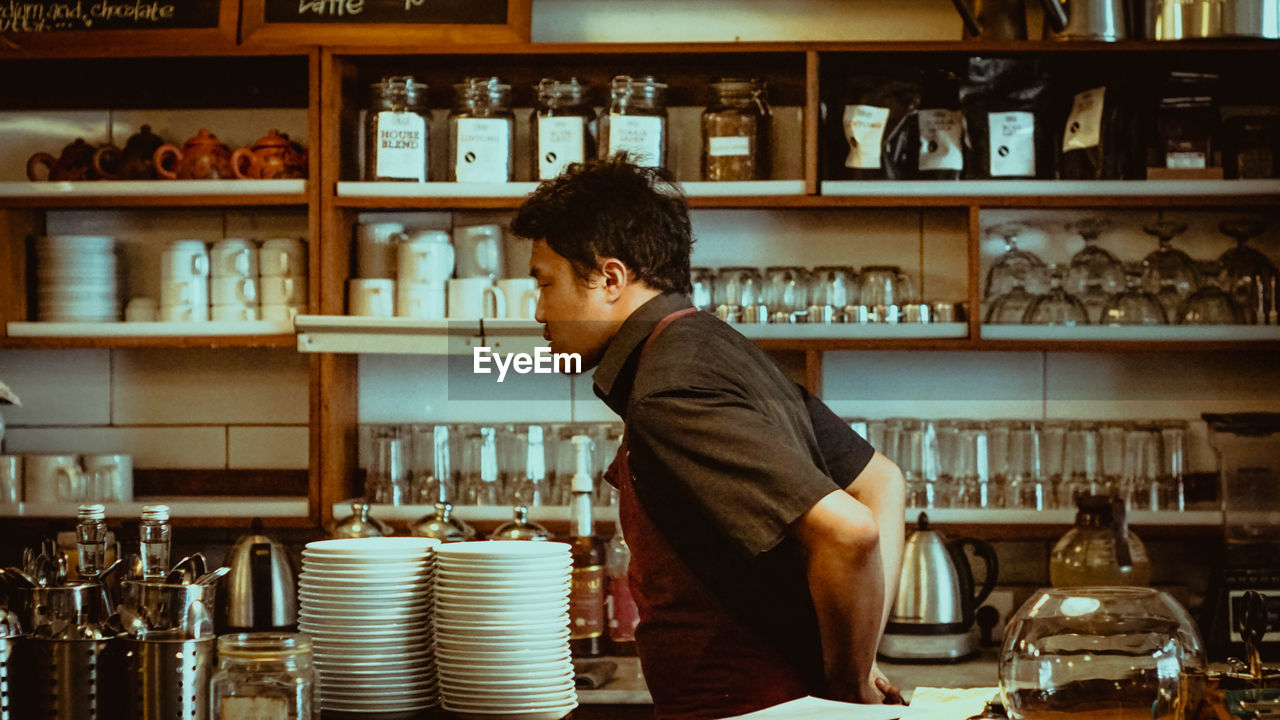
[120,637,213,720]
[0,634,17,720]
[21,584,111,639]
[10,636,123,719]
[121,580,217,638]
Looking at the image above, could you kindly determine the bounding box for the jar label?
[843,104,890,169]
[538,117,586,179]
[1063,87,1105,153]
[918,109,964,172]
[1167,152,1206,169]
[375,111,427,182]
[988,111,1037,177]
[607,115,663,167]
[569,564,606,639]
[708,136,751,158]
[220,696,289,720]
[455,117,512,183]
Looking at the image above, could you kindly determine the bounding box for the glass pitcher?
[1049,493,1151,587]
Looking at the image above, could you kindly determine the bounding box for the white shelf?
[333,502,619,525]
[337,182,538,198]
[820,179,1280,197]
[8,320,294,337]
[0,179,306,198]
[736,322,968,340]
[3,496,309,519]
[294,314,485,355]
[681,180,806,197]
[980,325,1280,342]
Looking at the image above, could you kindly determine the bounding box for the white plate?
[440,688,575,705]
[301,561,433,572]
[298,622,430,638]
[435,648,570,664]
[441,699,577,716]
[433,621,569,636]
[436,608,568,622]
[437,661,574,679]
[438,671,573,688]
[434,591,568,605]
[306,537,441,555]
[316,653,432,668]
[433,576,569,589]
[435,637,567,653]
[436,561,572,575]
[436,542,570,559]
[298,580,432,592]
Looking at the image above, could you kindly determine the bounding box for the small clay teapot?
[26,138,101,181]
[153,129,234,180]
[93,124,166,180]
[231,129,308,180]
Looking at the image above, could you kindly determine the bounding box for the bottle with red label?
[606,522,639,655]
[566,435,607,657]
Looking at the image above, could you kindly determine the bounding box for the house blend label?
[374,111,427,181]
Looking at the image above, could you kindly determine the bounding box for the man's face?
[529,240,619,372]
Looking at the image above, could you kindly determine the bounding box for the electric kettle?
[218,518,297,632]
[879,512,998,662]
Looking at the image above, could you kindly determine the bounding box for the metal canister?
[120,637,214,720]
[11,637,123,719]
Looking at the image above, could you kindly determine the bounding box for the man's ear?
[597,257,631,302]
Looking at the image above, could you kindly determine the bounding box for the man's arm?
[846,451,907,641]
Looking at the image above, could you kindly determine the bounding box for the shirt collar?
[592,293,694,412]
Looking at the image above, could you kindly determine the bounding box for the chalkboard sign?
[263,0,506,25]
[0,0,221,32]
[241,0,529,45]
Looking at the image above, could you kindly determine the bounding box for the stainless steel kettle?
[219,518,296,632]
[879,512,998,661]
[1041,0,1128,40]
[951,0,1071,39]
[1146,0,1279,39]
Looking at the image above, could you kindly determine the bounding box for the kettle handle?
[949,536,999,612]
[250,541,272,630]
[1037,0,1069,33]
[950,0,983,38]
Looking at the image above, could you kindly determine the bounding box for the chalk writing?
[0,0,217,31]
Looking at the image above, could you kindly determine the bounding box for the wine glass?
[1102,266,1167,325]
[1177,261,1244,325]
[1218,218,1277,324]
[1065,217,1125,324]
[984,285,1037,324]
[1023,264,1089,325]
[1140,220,1199,321]
[985,222,1048,299]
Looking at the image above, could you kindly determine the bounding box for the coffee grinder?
[1200,413,1280,661]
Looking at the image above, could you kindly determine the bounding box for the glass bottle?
[76,503,108,579]
[210,633,318,720]
[139,504,171,580]
[1049,494,1150,587]
[701,78,771,181]
[363,76,430,182]
[565,434,606,657]
[448,76,515,183]
[598,75,668,168]
[532,77,595,181]
[605,522,638,655]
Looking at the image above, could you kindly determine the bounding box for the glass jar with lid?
[598,75,668,168]
[363,76,430,182]
[701,78,771,181]
[533,77,595,181]
[210,632,318,720]
[449,76,515,183]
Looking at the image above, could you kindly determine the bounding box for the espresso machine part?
[220,518,297,632]
[879,512,999,661]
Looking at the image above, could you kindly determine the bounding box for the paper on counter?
[718,696,929,720]
[909,687,1000,720]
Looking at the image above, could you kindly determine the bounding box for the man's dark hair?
[511,155,693,295]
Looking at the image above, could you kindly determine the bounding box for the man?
[513,156,906,719]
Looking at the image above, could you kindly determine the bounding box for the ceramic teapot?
[153,128,234,180]
[92,124,165,180]
[230,129,307,180]
[26,138,102,181]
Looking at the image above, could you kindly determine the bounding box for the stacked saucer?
[435,541,577,720]
[34,235,119,322]
[299,537,440,716]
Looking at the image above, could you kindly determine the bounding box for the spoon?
[194,566,230,586]
[116,604,147,639]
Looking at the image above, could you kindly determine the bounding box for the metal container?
[10,637,122,719]
[1148,0,1279,38]
[120,579,217,639]
[120,637,214,720]
[0,634,18,720]
[22,583,112,640]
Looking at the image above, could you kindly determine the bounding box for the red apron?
[603,307,811,720]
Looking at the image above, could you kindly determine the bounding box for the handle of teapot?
[92,145,124,180]
[230,147,259,180]
[153,144,182,180]
[25,152,57,182]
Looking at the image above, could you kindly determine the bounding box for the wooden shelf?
[3,496,310,520]
[0,180,308,208]
[3,321,299,349]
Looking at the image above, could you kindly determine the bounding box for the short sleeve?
[797,384,876,487]
[626,385,840,559]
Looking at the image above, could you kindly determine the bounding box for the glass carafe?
[1066,218,1125,324]
[1102,267,1168,325]
[1023,264,1089,325]
[1049,494,1151,587]
[1141,220,1199,321]
[1217,219,1277,324]
[985,222,1048,299]
[764,265,810,324]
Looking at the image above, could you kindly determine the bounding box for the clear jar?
[363,76,430,182]
[448,76,515,183]
[598,75,668,168]
[210,633,318,720]
[532,77,595,180]
[701,78,771,181]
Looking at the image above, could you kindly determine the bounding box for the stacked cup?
[210,238,259,322]
[160,239,210,322]
[448,224,506,320]
[397,230,454,320]
[259,237,308,323]
[350,222,404,317]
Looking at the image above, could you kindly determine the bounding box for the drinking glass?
[987,421,1010,502]
[367,425,410,504]
[1061,422,1102,507]
[899,419,941,509]
[1140,220,1199,321]
[953,421,995,509]
[858,266,917,308]
[1006,421,1051,510]
[809,266,858,323]
[1123,423,1163,511]
[1102,267,1167,325]
[933,419,961,505]
[410,424,455,504]
[1158,421,1188,511]
[1042,421,1068,508]
[985,285,1037,324]
[1098,421,1127,497]
[1177,261,1244,324]
[984,222,1049,299]
[1066,217,1125,324]
[714,266,764,323]
[1023,264,1089,325]
[764,266,810,324]
[691,266,716,311]
[457,425,500,505]
[1217,218,1277,324]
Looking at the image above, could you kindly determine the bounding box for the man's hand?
[871,663,905,705]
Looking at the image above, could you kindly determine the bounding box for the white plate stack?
[34,235,120,322]
[299,537,440,717]
[435,541,577,720]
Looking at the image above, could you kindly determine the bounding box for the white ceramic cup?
[261,276,306,305]
[261,303,306,322]
[211,276,259,305]
[23,454,80,504]
[212,305,260,322]
[210,237,259,278]
[161,239,210,282]
[124,297,159,322]
[453,224,505,278]
[397,282,447,319]
[349,279,396,317]
[357,223,406,279]
[81,453,133,503]
[160,277,209,310]
[398,235,455,285]
[448,277,506,319]
[259,237,308,278]
[497,278,539,320]
[160,303,207,322]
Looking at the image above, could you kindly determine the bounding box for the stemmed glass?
[985,222,1049,299]
[1177,261,1243,324]
[1023,264,1089,325]
[1101,266,1167,325]
[1217,219,1277,323]
[1065,217,1125,324]
[1140,220,1199,322]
